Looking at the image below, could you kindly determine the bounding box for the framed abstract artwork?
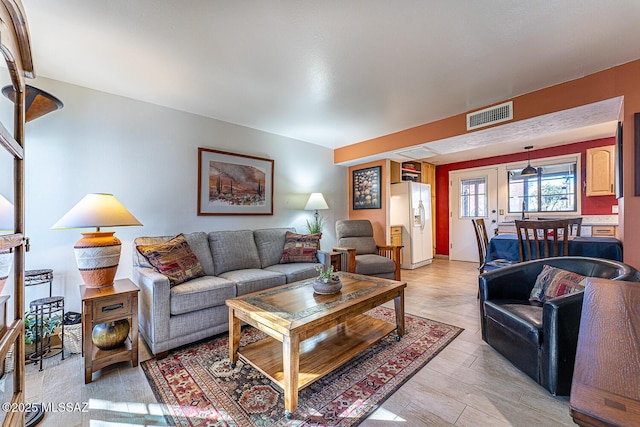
[352,166,381,210]
[197,148,274,215]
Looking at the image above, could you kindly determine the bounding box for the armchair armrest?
[315,250,333,272]
[377,245,403,281]
[332,247,356,273]
[479,261,547,301]
[541,291,585,395]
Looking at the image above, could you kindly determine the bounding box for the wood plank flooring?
[23,259,575,426]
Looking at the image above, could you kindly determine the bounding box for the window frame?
[459,176,488,219]
[506,153,581,216]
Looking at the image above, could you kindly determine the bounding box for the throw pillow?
[279,231,321,264]
[137,234,205,287]
[530,265,587,304]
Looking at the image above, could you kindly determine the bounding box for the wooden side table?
[570,277,640,426]
[80,278,139,384]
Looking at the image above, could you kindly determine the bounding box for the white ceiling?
[19,1,640,164]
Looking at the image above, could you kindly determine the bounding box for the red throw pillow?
[530,265,586,304]
[137,234,205,287]
[279,231,321,263]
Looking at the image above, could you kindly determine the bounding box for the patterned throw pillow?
[137,234,205,287]
[530,265,587,304]
[279,231,321,264]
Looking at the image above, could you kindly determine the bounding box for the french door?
[449,167,498,262]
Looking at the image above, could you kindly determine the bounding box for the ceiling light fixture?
[521,146,538,176]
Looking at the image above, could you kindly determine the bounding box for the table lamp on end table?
[52,193,142,288]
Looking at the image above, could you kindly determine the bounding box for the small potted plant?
[24,312,62,358]
[313,265,342,294]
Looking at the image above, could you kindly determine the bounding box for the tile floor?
[20,259,575,426]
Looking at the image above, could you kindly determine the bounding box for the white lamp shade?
[0,194,13,231]
[52,193,142,230]
[304,193,329,211]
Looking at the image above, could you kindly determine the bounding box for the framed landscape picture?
[352,166,381,210]
[198,148,274,215]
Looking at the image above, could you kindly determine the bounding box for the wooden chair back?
[472,218,490,272]
[538,217,582,236]
[567,217,582,236]
[515,219,572,261]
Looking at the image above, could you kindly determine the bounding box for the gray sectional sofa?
[132,228,331,357]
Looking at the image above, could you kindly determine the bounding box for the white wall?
[0,77,348,318]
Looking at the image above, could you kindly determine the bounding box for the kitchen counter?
[498,215,618,227]
[497,215,618,237]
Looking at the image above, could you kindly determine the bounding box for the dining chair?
[539,217,582,236]
[514,219,572,261]
[567,217,582,236]
[472,218,517,273]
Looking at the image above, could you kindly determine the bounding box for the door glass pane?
[460,177,487,217]
[0,148,13,235]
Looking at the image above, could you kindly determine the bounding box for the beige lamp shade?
[52,193,142,288]
[304,193,329,212]
[0,194,14,231]
[52,193,142,230]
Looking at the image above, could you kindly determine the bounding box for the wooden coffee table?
[226,272,406,415]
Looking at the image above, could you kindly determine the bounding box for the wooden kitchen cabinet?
[586,145,615,196]
[591,225,617,237]
[390,226,402,246]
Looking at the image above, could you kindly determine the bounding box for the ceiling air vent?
[466,101,513,131]
[395,146,436,160]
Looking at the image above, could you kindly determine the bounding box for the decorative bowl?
[312,277,342,295]
[91,319,130,350]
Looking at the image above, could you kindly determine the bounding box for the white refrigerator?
[390,182,433,269]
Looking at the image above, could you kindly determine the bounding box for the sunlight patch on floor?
[88,398,171,426]
[89,420,161,427]
[367,406,406,422]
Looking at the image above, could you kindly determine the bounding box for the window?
[508,162,577,213]
[460,177,487,217]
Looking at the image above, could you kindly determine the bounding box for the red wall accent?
[435,137,617,255]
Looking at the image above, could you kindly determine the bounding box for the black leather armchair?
[479,256,639,396]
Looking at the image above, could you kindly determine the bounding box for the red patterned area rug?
[141,307,463,426]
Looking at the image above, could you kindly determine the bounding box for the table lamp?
[304,192,329,234]
[52,193,142,288]
[0,194,14,292]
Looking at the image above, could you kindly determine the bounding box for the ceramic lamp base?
[74,231,121,288]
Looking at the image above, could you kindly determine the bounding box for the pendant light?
[521,146,538,176]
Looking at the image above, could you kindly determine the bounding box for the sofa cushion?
[219,269,286,296]
[209,230,261,275]
[134,232,215,276]
[484,300,543,345]
[170,275,236,316]
[136,234,205,287]
[354,254,396,275]
[280,231,321,263]
[254,227,294,267]
[530,265,586,304]
[182,232,215,276]
[264,263,318,283]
